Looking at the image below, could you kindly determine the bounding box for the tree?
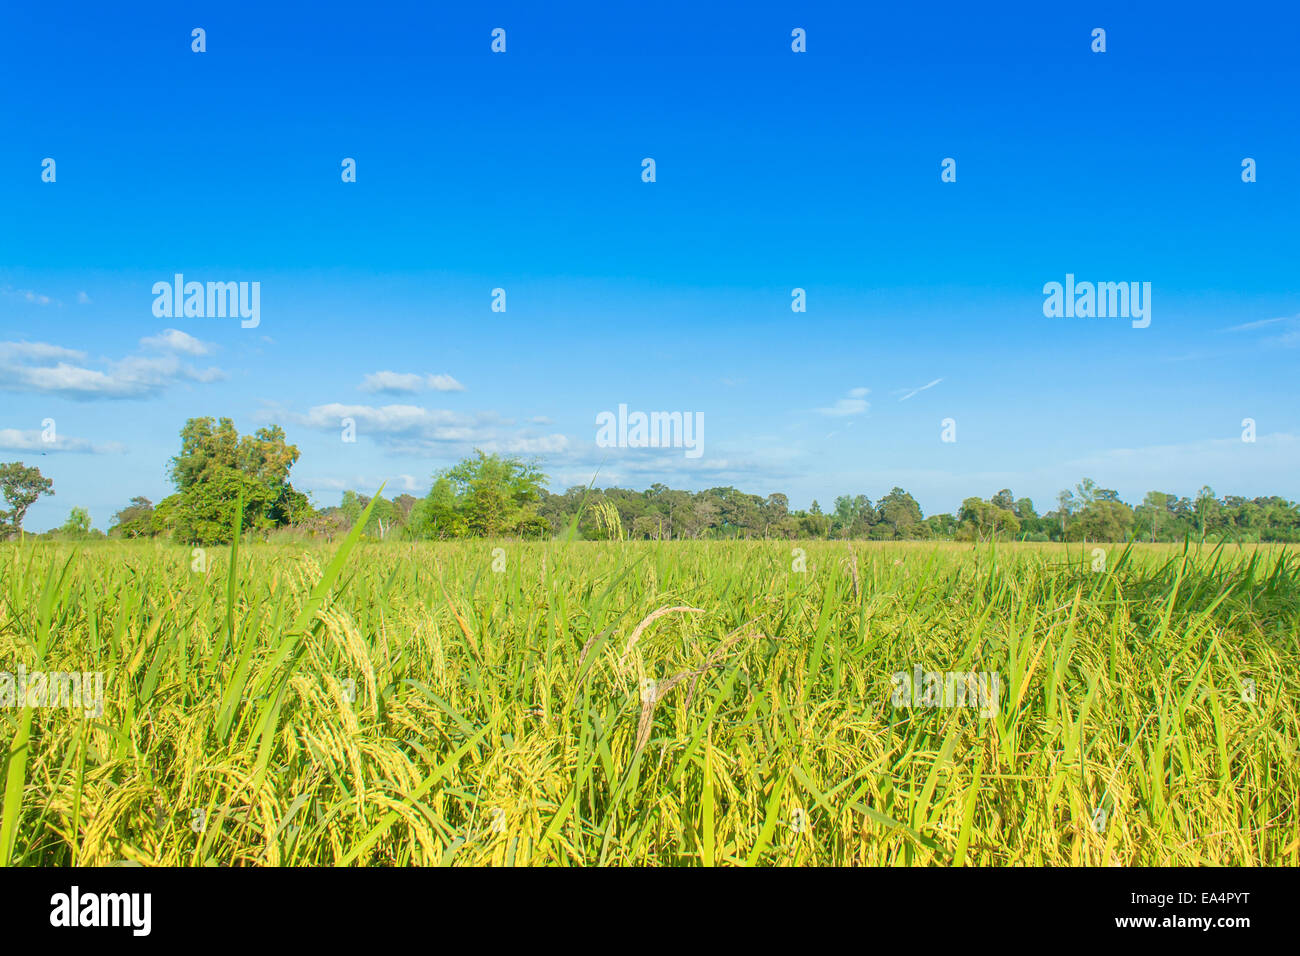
[339,490,401,538]
[957,497,1020,541]
[631,514,665,539]
[167,417,305,543]
[0,462,54,538]
[829,494,878,538]
[1075,478,1099,507]
[705,486,765,538]
[392,494,418,523]
[796,509,830,537]
[58,507,93,538]
[411,477,469,539]
[296,508,350,542]
[1136,491,1170,542]
[1055,489,1076,536]
[763,494,789,536]
[109,496,156,538]
[658,488,693,539]
[877,487,923,539]
[689,497,720,538]
[1069,500,1135,542]
[440,450,547,537]
[924,513,957,538]
[1194,485,1219,536]
[991,489,1015,511]
[832,495,857,538]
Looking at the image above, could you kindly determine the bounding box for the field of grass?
[2,531,1297,866]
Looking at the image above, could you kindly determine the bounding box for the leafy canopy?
[166,417,305,543]
[0,462,54,537]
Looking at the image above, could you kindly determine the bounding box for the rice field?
[2,530,1298,866]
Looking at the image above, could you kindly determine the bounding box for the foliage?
[108,496,155,538]
[0,537,1296,865]
[957,498,1020,541]
[0,462,54,538]
[166,418,305,544]
[57,507,93,538]
[75,419,1300,546]
[403,451,547,539]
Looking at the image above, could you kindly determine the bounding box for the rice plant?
[1,532,1296,866]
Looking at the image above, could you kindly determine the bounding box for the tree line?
[3,417,1299,544]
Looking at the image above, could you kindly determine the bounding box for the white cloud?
[1221,313,1300,347]
[548,452,793,494]
[301,476,349,491]
[818,387,870,417]
[1222,314,1295,333]
[898,378,943,402]
[1062,432,1299,477]
[77,291,92,305]
[287,402,566,457]
[0,342,86,363]
[140,328,213,356]
[0,428,124,454]
[2,287,62,307]
[493,434,570,454]
[427,374,464,392]
[298,474,428,497]
[359,371,466,394]
[0,337,225,400]
[296,403,474,437]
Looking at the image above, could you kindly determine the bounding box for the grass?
[1,534,1297,866]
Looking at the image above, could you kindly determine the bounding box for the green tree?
[1136,491,1170,542]
[1075,478,1098,507]
[1194,486,1219,536]
[763,493,789,536]
[831,495,856,537]
[410,477,469,539]
[957,497,1020,541]
[924,513,957,538]
[991,489,1015,511]
[877,487,923,538]
[796,508,830,538]
[0,462,54,538]
[631,514,665,539]
[58,506,93,538]
[1069,500,1135,542]
[440,450,547,537]
[1055,489,1076,536]
[109,496,156,538]
[167,418,305,543]
[392,494,418,525]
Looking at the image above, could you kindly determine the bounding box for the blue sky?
[2,1,1298,531]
